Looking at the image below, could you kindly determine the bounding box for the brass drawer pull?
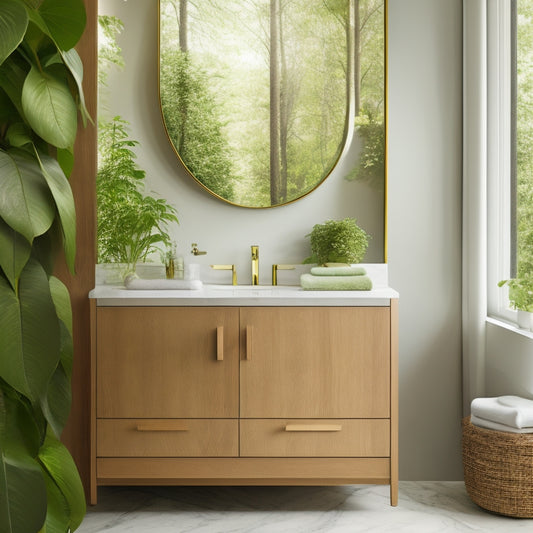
[136,422,189,432]
[217,326,224,361]
[284,424,342,432]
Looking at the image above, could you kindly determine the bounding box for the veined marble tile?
[78,482,533,532]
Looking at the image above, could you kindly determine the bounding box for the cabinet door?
[97,307,239,418]
[240,307,390,418]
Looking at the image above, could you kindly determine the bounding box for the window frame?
[486,0,516,324]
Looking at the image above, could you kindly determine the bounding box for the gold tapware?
[211,264,237,285]
[272,264,295,286]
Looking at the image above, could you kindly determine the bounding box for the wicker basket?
[462,416,533,517]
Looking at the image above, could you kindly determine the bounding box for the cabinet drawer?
[97,419,238,457]
[240,419,390,457]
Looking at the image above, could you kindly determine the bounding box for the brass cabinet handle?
[246,325,253,360]
[284,424,342,432]
[217,326,224,361]
[136,421,188,432]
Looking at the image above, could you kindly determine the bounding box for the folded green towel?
[300,273,372,291]
[310,266,366,277]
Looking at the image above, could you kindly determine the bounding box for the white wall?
[486,321,533,399]
[100,0,464,480]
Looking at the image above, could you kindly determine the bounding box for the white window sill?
[486,316,533,340]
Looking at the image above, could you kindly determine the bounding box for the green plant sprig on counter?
[0,0,88,531]
[303,218,370,265]
[97,116,179,273]
[498,276,533,311]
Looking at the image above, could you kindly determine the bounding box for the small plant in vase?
[498,276,533,330]
[303,218,370,265]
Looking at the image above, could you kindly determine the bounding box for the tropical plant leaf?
[56,147,74,177]
[49,276,72,337]
[0,0,28,67]
[0,386,47,533]
[34,150,76,273]
[0,150,55,244]
[0,55,28,118]
[0,259,60,402]
[0,217,31,290]
[41,360,70,439]
[43,277,74,435]
[61,48,90,126]
[35,0,86,52]
[38,432,86,532]
[21,66,77,148]
[6,122,31,148]
[41,464,71,533]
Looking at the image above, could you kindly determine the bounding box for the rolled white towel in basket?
[471,396,533,429]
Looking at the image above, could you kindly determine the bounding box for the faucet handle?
[191,243,207,256]
[211,264,237,285]
[272,264,295,286]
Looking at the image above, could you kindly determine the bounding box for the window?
[487,0,533,322]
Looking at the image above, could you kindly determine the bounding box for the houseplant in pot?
[97,116,178,281]
[303,217,370,265]
[498,276,533,330]
[0,0,87,530]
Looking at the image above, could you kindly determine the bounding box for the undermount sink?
[205,284,298,294]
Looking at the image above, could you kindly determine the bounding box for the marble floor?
[79,482,533,532]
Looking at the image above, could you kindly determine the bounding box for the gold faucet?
[272,264,295,286]
[210,264,237,285]
[251,245,259,285]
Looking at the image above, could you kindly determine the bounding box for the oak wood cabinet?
[90,301,398,506]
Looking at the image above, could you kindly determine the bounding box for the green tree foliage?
[160,49,236,201]
[97,117,178,268]
[0,0,87,530]
[160,0,371,207]
[517,1,533,278]
[98,15,124,87]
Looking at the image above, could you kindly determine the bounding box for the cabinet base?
[93,457,397,506]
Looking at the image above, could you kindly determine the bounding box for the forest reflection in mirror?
[159,0,385,208]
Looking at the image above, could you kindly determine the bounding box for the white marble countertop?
[90,284,398,307]
[90,263,398,306]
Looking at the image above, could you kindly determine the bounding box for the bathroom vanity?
[89,283,398,506]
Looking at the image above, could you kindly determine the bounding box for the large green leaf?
[0,150,55,243]
[41,464,71,533]
[36,0,86,51]
[6,122,32,148]
[0,0,28,67]
[41,360,70,439]
[34,151,76,272]
[0,55,28,118]
[0,217,31,290]
[0,260,60,402]
[61,48,90,126]
[38,432,86,531]
[0,387,47,533]
[49,276,72,337]
[21,66,77,149]
[42,277,73,436]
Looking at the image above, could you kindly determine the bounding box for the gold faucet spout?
[251,245,259,285]
[211,264,237,285]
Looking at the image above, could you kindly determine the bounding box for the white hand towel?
[471,395,533,429]
[470,414,533,434]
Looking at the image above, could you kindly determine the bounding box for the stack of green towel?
[300,264,372,291]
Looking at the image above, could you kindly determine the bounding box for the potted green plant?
[303,217,370,265]
[498,277,533,330]
[97,116,178,281]
[0,0,87,531]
